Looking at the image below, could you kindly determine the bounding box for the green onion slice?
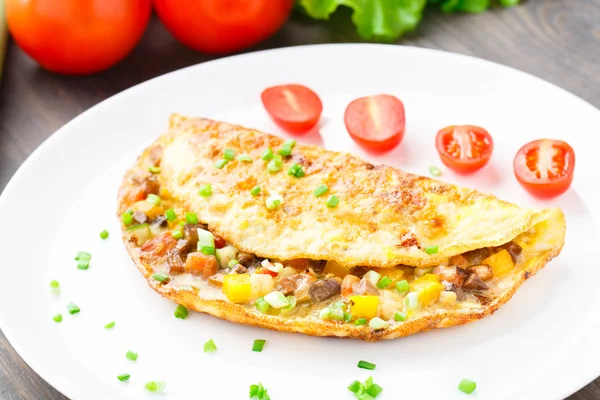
[214,159,228,169]
[197,228,215,255]
[199,183,212,197]
[366,383,383,398]
[278,139,297,156]
[165,208,177,222]
[396,280,409,293]
[358,360,376,370]
[394,311,407,322]
[146,193,161,205]
[348,380,362,393]
[104,321,116,329]
[249,382,270,400]
[145,381,166,392]
[252,339,266,352]
[405,292,419,312]
[261,148,274,161]
[250,186,261,196]
[53,314,62,323]
[354,318,367,326]
[263,291,289,308]
[429,165,442,177]
[266,192,283,210]
[172,229,183,240]
[365,376,374,389]
[50,280,60,292]
[314,184,329,197]
[203,339,217,353]
[287,163,305,178]
[458,379,477,394]
[267,155,283,173]
[174,304,188,319]
[237,154,253,162]
[223,148,235,161]
[67,302,80,315]
[75,251,91,270]
[117,373,130,382]
[185,212,198,224]
[152,273,170,283]
[325,194,340,208]
[368,317,388,330]
[228,259,240,268]
[255,297,271,313]
[125,350,138,361]
[122,210,134,226]
[100,230,109,239]
[376,276,392,289]
[425,245,439,254]
[148,166,161,174]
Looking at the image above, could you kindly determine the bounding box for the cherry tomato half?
[513,139,575,198]
[435,125,494,174]
[154,0,294,55]
[344,94,405,153]
[261,84,323,134]
[6,0,151,75]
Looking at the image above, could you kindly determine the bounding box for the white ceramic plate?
[1,44,599,400]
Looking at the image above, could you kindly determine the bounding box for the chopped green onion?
[325,194,340,208]
[396,280,409,293]
[343,311,352,323]
[174,304,188,319]
[267,155,283,173]
[117,374,130,382]
[179,221,185,227]
[197,228,215,255]
[228,259,240,268]
[148,166,161,174]
[214,159,228,169]
[458,379,477,394]
[280,295,297,315]
[364,270,381,287]
[152,273,170,283]
[365,376,374,389]
[425,245,439,255]
[252,339,266,352]
[165,208,177,222]
[376,276,392,289]
[394,311,406,322]
[145,381,166,393]
[237,154,253,162]
[75,251,91,270]
[319,307,331,320]
[261,148,274,161]
[67,302,80,315]
[146,193,161,205]
[358,360,376,370]
[354,317,367,326]
[126,350,138,361]
[199,183,212,197]
[313,184,329,197]
[185,212,198,224]
[358,394,375,400]
[100,230,109,239]
[278,139,296,156]
[429,165,442,177]
[405,292,419,312]
[172,229,183,240]
[250,186,261,196]
[348,380,362,393]
[104,321,116,329]
[249,383,270,400]
[264,291,289,308]
[122,210,134,226]
[366,383,383,398]
[255,297,271,313]
[50,280,60,294]
[53,314,62,323]
[203,339,217,353]
[177,285,194,292]
[288,163,305,178]
[223,148,235,161]
[368,317,388,330]
[266,192,283,210]
[329,304,345,321]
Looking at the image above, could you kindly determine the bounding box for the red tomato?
[254,267,278,277]
[153,0,294,55]
[513,139,575,198]
[261,84,323,134]
[344,94,406,153]
[435,125,494,173]
[6,0,151,75]
[213,236,226,249]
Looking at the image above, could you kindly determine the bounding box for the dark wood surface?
[1,1,599,398]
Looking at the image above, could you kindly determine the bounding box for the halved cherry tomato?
[254,267,278,277]
[344,94,405,153]
[513,139,575,198]
[435,125,494,174]
[213,236,226,249]
[261,84,323,134]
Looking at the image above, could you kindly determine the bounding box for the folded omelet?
[117,114,565,341]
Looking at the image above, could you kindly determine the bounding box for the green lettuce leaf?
[298,0,427,41]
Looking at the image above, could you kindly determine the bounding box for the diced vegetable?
[267,155,283,173]
[53,314,62,323]
[185,212,198,224]
[250,186,261,196]
[100,230,109,239]
[126,223,152,246]
[145,381,166,393]
[415,267,434,278]
[329,303,345,321]
[405,292,419,312]
[117,373,130,382]
[223,274,252,303]
[280,296,297,315]
[255,297,271,313]
[325,194,340,208]
[288,163,305,178]
[146,193,161,206]
[319,307,331,320]
[349,295,379,319]
[223,149,235,161]
[411,274,444,307]
[439,291,457,304]
[148,166,161,173]
[250,273,275,299]
[197,228,215,255]
[249,382,270,400]
[237,154,253,162]
[368,317,388,330]
[74,251,91,270]
[313,184,329,197]
[365,376,374,389]
[266,192,283,210]
[203,339,217,353]
[132,200,163,219]
[396,280,409,293]
[264,291,289,308]
[152,272,169,283]
[363,270,381,287]
[394,311,406,321]
[172,229,183,240]
[126,350,138,361]
[358,360,376,370]
[104,321,116,329]
[458,379,477,394]
[252,339,266,352]
[185,252,218,278]
[278,139,296,156]
[165,208,176,222]
[214,159,228,169]
[379,299,400,320]
[429,165,442,177]
[367,383,383,398]
[67,303,80,315]
[261,148,274,161]
[375,268,405,282]
[482,249,515,278]
[376,276,392,289]
[261,259,283,274]
[323,260,350,278]
[199,183,212,197]
[354,318,367,326]
[174,304,188,319]
[216,245,237,268]
[341,275,361,297]
[50,280,60,293]
[425,245,439,254]
[348,380,362,393]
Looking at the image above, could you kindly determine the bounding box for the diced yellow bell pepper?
[323,260,350,278]
[133,200,163,219]
[375,268,405,283]
[411,274,443,307]
[349,295,380,319]
[482,249,514,278]
[222,274,252,304]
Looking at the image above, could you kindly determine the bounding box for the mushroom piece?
[467,265,493,281]
[463,273,489,291]
[352,277,379,296]
[433,265,469,287]
[309,279,341,302]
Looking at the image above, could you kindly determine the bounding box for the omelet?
[117,114,565,341]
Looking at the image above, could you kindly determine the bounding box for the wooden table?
[1,1,599,398]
